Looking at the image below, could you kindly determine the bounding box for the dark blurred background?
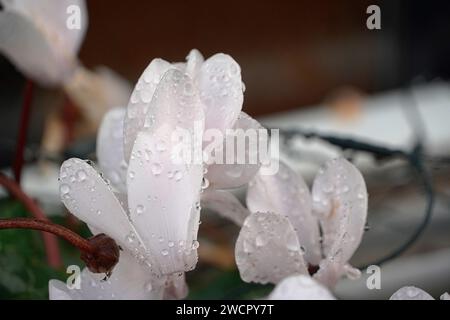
[2,0,450,162]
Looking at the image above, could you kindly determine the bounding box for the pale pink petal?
[196,53,243,132]
[97,108,127,193]
[123,58,173,161]
[0,0,87,86]
[390,287,434,300]
[311,158,368,286]
[246,160,322,265]
[201,190,250,226]
[268,275,336,300]
[59,158,140,254]
[49,251,166,300]
[127,70,204,276]
[235,212,308,284]
[206,112,267,190]
[185,49,204,78]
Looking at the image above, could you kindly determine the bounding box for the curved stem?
[0,173,62,268]
[0,217,94,254]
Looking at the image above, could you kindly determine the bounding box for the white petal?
[0,0,87,85]
[127,70,205,276]
[206,112,266,190]
[235,212,308,284]
[49,251,166,300]
[59,158,139,254]
[49,280,77,300]
[201,190,250,226]
[97,108,127,193]
[268,275,336,300]
[246,160,322,265]
[185,49,204,78]
[390,287,434,300]
[123,58,173,161]
[197,53,243,132]
[163,273,189,300]
[311,158,368,286]
[440,292,450,300]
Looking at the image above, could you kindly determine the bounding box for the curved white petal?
[268,275,336,300]
[123,58,173,161]
[235,212,308,285]
[97,108,127,193]
[49,251,166,300]
[0,0,87,86]
[127,69,205,276]
[206,112,266,190]
[185,49,204,78]
[246,160,322,265]
[311,158,368,286]
[390,287,434,300]
[59,158,139,254]
[201,190,250,226]
[440,292,450,300]
[197,53,243,132]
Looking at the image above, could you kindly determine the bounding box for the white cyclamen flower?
[235,157,368,287]
[97,49,265,194]
[390,287,449,300]
[50,72,206,298]
[0,0,88,86]
[49,156,199,299]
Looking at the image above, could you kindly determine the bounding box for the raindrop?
[76,169,87,182]
[129,171,135,179]
[136,205,145,215]
[161,249,169,256]
[60,184,70,195]
[201,178,209,190]
[191,240,200,250]
[174,170,183,181]
[126,232,136,244]
[168,241,175,248]
[151,163,162,176]
[96,210,102,215]
[156,140,166,152]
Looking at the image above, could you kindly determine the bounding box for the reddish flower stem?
[13,79,34,183]
[0,217,93,253]
[0,173,62,268]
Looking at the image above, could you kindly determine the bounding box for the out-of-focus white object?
[261,82,450,177]
[0,0,88,86]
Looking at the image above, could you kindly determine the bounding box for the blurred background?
[0,0,449,299]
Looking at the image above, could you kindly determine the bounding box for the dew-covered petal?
[311,158,368,285]
[163,273,189,300]
[59,158,139,254]
[235,212,308,284]
[389,287,434,300]
[201,190,250,226]
[206,112,267,190]
[127,71,204,275]
[197,53,243,132]
[185,49,204,78]
[97,108,127,193]
[246,160,321,265]
[127,128,203,276]
[268,275,336,300]
[49,251,166,300]
[123,58,172,161]
[0,0,87,86]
